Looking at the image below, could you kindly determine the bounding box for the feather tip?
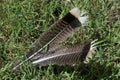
[85,39,98,63]
[70,7,80,19]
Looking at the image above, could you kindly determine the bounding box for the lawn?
[0,0,120,80]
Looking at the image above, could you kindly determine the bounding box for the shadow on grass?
[42,61,119,80]
[0,60,119,80]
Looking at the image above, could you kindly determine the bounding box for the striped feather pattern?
[31,41,92,66]
[47,25,76,52]
[27,20,69,57]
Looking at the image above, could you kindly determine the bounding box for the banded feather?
[12,7,88,70]
[27,7,87,57]
[31,40,97,66]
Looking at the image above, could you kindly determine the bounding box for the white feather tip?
[84,39,98,63]
[70,7,80,19]
[70,8,89,25]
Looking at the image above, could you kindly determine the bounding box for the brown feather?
[31,41,95,66]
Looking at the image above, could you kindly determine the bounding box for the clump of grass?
[0,0,120,79]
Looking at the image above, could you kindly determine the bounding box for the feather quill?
[12,7,88,70]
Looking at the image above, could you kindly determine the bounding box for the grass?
[0,0,120,80]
